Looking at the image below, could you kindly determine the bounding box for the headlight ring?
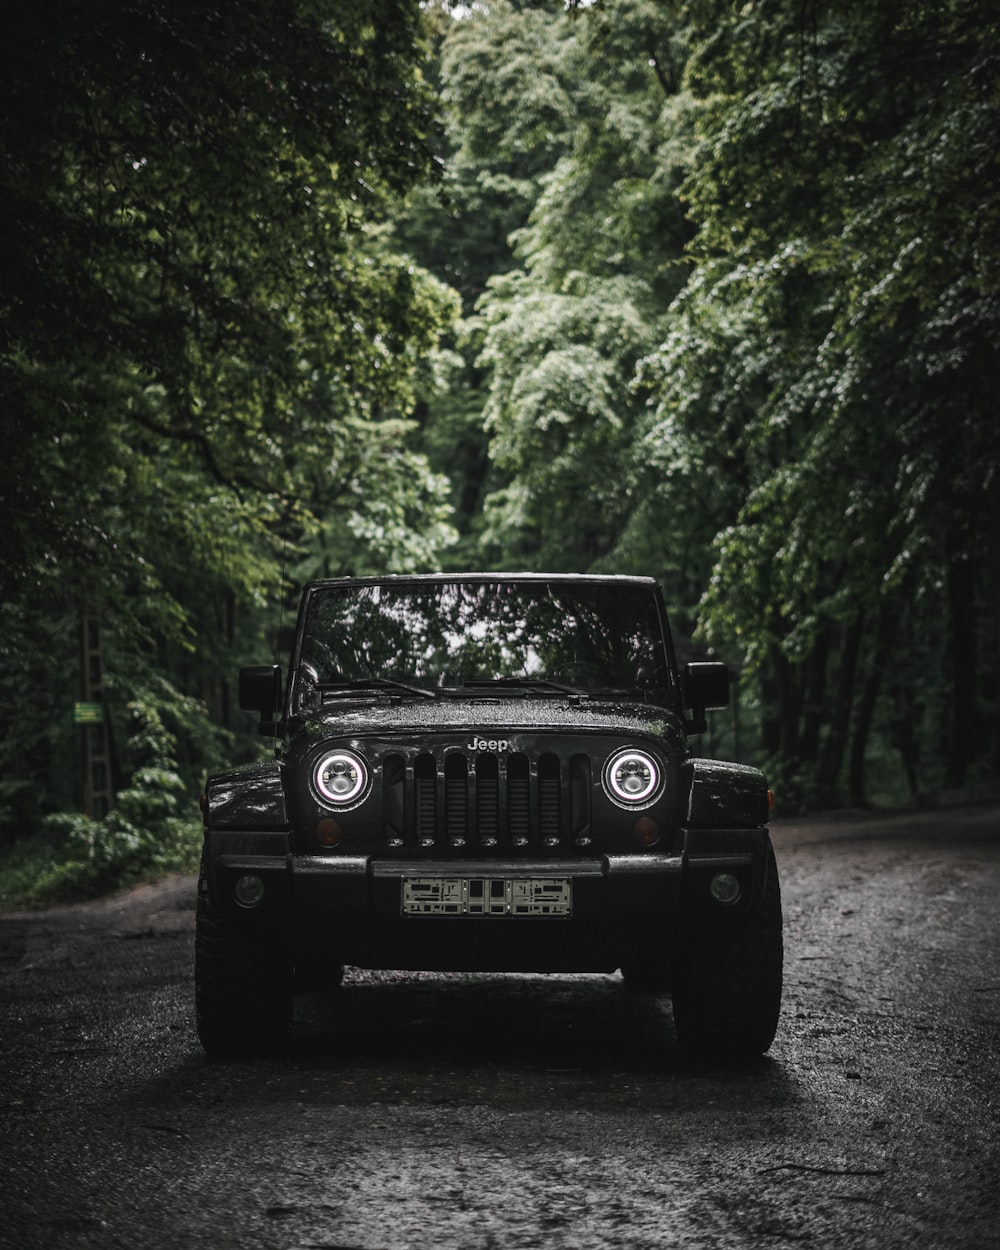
[603,748,662,809]
[314,750,370,808]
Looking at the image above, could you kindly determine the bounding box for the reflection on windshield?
[298,580,670,701]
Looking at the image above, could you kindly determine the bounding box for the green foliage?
[6,697,202,907]
[0,0,461,849]
[412,0,1000,805]
[1,0,455,589]
[475,273,661,566]
[1,0,447,578]
[407,0,700,572]
[398,1,589,568]
[631,0,1000,800]
[5,0,999,874]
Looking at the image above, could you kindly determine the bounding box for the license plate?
[401,877,572,918]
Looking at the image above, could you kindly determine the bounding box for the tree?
[422,0,1000,805]
[436,0,701,573]
[398,0,589,561]
[640,0,1000,803]
[0,0,459,841]
[1,0,453,584]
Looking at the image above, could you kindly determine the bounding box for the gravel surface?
[1,802,998,1249]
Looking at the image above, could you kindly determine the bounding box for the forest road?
[1,802,998,1250]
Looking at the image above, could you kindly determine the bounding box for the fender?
[204,759,289,829]
[679,757,769,828]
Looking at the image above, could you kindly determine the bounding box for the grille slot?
[381,748,591,853]
[476,754,500,846]
[384,753,405,846]
[508,753,530,847]
[538,754,561,847]
[445,754,468,847]
[414,754,436,846]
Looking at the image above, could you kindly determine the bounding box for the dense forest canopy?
[413,0,999,809]
[1,0,997,893]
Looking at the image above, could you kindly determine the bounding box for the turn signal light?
[316,817,343,848]
[632,816,660,847]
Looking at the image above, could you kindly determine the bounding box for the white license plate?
[401,877,572,917]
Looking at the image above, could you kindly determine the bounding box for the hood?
[290,694,685,743]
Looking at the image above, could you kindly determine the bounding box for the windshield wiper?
[459,677,589,697]
[319,678,437,700]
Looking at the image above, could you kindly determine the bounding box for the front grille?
[382,749,592,853]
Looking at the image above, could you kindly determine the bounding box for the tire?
[194,865,293,1059]
[620,960,671,994]
[294,961,345,994]
[670,842,783,1059]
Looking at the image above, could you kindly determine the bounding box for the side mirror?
[238,664,282,734]
[684,661,730,733]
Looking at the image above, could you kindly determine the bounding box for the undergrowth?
[0,699,203,910]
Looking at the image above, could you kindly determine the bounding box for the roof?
[304,572,660,590]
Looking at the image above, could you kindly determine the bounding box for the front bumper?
[207,827,769,973]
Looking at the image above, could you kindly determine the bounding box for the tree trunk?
[945,527,977,788]
[849,604,896,807]
[816,615,864,801]
[799,623,830,764]
[775,649,801,762]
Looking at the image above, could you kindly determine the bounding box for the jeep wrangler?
[195,573,782,1059]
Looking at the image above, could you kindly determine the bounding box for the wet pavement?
[1,802,998,1248]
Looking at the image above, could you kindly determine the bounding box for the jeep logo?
[467,736,510,752]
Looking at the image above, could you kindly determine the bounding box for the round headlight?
[314,750,369,806]
[603,748,661,808]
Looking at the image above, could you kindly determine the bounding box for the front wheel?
[670,842,783,1060]
[619,959,671,994]
[194,867,293,1059]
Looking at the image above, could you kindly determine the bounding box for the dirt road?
[1,803,998,1249]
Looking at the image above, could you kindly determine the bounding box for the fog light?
[234,873,265,908]
[709,872,741,905]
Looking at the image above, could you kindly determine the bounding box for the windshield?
[295,579,673,703]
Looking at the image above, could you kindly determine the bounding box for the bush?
[23,698,202,905]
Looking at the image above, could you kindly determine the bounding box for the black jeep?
[196,573,782,1059]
